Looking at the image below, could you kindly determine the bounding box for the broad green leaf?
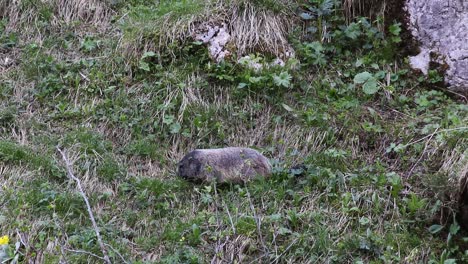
[389,23,402,36]
[355,59,363,67]
[139,61,150,72]
[249,76,263,84]
[163,115,174,125]
[354,72,373,84]
[170,122,181,134]
[345,23,361,39]
[281,103,294,112]
[428,224,443,234]
[273,72,292,88]
[306,41,324,52]
[278,227,292,235]
[359,217,370,225]
[142,51,156,59]
[82,39,97,51]
[363,79,379,94]
[354,72,379,94]
[300,12,314,20]
[450,222,460,235]
[392,36,402,43]
[237,82,248,89]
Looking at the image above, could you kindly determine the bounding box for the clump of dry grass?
[0,0,34,30]
[0,0,112,32]
[343,0,387,22]
[53,0,113,27]
[441,140,468,223]
[120,0,298,62]
[119,0,217,61]
[413,129,468,225]
[122,1,216,58]
[227,0,295,58]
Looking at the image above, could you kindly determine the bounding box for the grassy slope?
[0,0,467,263]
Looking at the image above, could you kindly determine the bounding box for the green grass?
[0,0,467,263]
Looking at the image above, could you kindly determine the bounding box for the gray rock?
[178,147,272,183]
[406,0,468,91]
[193,23,231,62]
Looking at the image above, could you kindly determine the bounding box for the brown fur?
[177,147,271,183]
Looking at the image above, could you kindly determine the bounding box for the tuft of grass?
[343,0,387,22]
[119,0,298,63]
[119,0,213,61]
[0,140,64,179]
[0,0,112,30]
[227,0,296,57]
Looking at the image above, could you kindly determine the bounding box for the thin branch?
[210,237,229,264]
[407,127,438,177]
[104,243,129,264]
[246,189,269,255]
[211,183,223,264]
[403,127,468,148]
[272,238,298,264]
[57,147,112,264]
[65,249,105,260]
[223,200,236,234]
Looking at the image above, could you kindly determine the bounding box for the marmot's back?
[178,147,271,183]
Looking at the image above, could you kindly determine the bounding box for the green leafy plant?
[138,51,157,72]
[388,23,402,43]
[301,41,327,66]
[273,72,292,88]
[354,71,379,94]
[300,0,338,39]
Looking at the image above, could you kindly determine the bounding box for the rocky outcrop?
[406,0,468,92]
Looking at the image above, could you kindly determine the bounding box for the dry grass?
[343,0,387,22]
[120,0,297,62]
[407,129,468,224]
[52,0,113,27]
[174,74,329,162]
[108,72,332,179]
[440,140,468,218]
[119,0,218,61]
[227,0,295,57]
[2,1,465,261]
[0,0,112,30]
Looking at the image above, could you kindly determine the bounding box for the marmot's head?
[177,151,202,181]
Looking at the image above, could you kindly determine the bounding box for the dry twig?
[57,147,112,264]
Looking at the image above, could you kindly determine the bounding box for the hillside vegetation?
[0,0,467,263]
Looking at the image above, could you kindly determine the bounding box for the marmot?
[178,147,272,183]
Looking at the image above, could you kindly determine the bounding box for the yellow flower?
[0,236,9,245]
